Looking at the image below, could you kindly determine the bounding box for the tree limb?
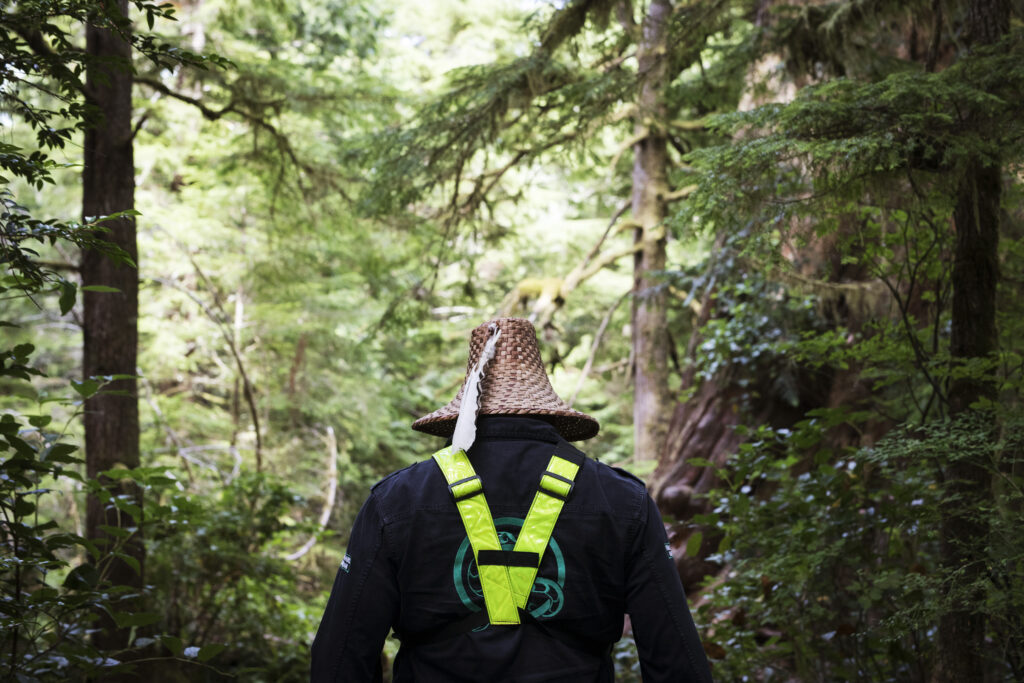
[665,184,698,203]
[285,426,340,562]
[135,76,230,121]
[569,289,631,406]
[135,76,309,180]
[148,274,264,470]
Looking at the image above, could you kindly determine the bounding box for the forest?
[2,0,1023,681]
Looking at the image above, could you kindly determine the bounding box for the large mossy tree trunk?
[936,2,1007,678]
[81,0,143,654]
[630,0,672,462]
[651,229,889,591]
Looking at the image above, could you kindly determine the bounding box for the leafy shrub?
[0,348,182,680]
[145,471,318,682]
[697,415,1024,682]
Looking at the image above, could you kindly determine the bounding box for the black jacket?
[311,417,713,682]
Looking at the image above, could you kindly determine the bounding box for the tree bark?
[630,0,672,461]
[81,0,143,654]
[934,1,1007,680]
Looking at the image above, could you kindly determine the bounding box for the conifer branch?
[135,76,307,179]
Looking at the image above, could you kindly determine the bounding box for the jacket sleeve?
[625,492,714,683]
[311,491,398,683]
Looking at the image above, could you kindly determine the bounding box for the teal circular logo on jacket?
[452,516,566,621]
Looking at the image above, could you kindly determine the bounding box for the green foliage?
[12,0,1024,680]
[145,471,318,682]
[664,5,1024,679]
[357,52,632,218]
[683,29,1024,238]
[0,356,214,679]
[697,414,1024,681]
[1,1,256,679]
[1,0,228,188]
[612,632,643,682]
[687,263,822,399]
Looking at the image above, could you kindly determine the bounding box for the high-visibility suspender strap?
[432,446,583,625]
[508,453,581,605]
[432,446,520,625]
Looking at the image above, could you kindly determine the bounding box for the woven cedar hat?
[412,318,599,442]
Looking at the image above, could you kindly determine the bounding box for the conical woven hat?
[412,318,599,441]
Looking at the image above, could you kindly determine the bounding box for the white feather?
[451,325,501,452]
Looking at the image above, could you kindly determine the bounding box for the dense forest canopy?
[2,0,1023,680]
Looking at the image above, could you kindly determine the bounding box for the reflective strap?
[508,453,580,606]
[432,446,520,625]
[448,474,483,502]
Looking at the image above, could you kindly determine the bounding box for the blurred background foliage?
[2,0,1023,680]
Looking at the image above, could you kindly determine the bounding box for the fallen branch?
[285,426,340,562]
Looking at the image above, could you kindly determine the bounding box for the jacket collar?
[469,416,562,444]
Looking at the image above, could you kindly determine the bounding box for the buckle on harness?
[477,549,540,567]
[448,474,484,502]
[539,470,574,502]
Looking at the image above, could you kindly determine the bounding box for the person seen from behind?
[312,317,714,682]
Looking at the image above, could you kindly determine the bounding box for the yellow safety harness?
[431,444,581,626]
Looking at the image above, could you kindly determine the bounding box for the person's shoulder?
[370,458,438,497]
[588,458,648,493]
[575,455,650,523]
[561,440,646,492]
[365,457,444,525]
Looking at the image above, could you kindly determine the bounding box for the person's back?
[311,319,713,682]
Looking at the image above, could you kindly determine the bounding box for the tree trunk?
[935,4,1007,677]
[82,0,142,654]
[631,0,672,462]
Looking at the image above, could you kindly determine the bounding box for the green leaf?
[71,378,102,398]
[64,563,100,589]
[43,443,80,463]
[114,551,141,574]
[59,280,77,314]
[98,524,133,539]
[6,434,35,457]
[161,635,185,658]
[685,531,704,558]
[80,285,121,293]
[197,643,227,662]
[13,497,37,516]
[28,414,52,428]
[12,343,34,359]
